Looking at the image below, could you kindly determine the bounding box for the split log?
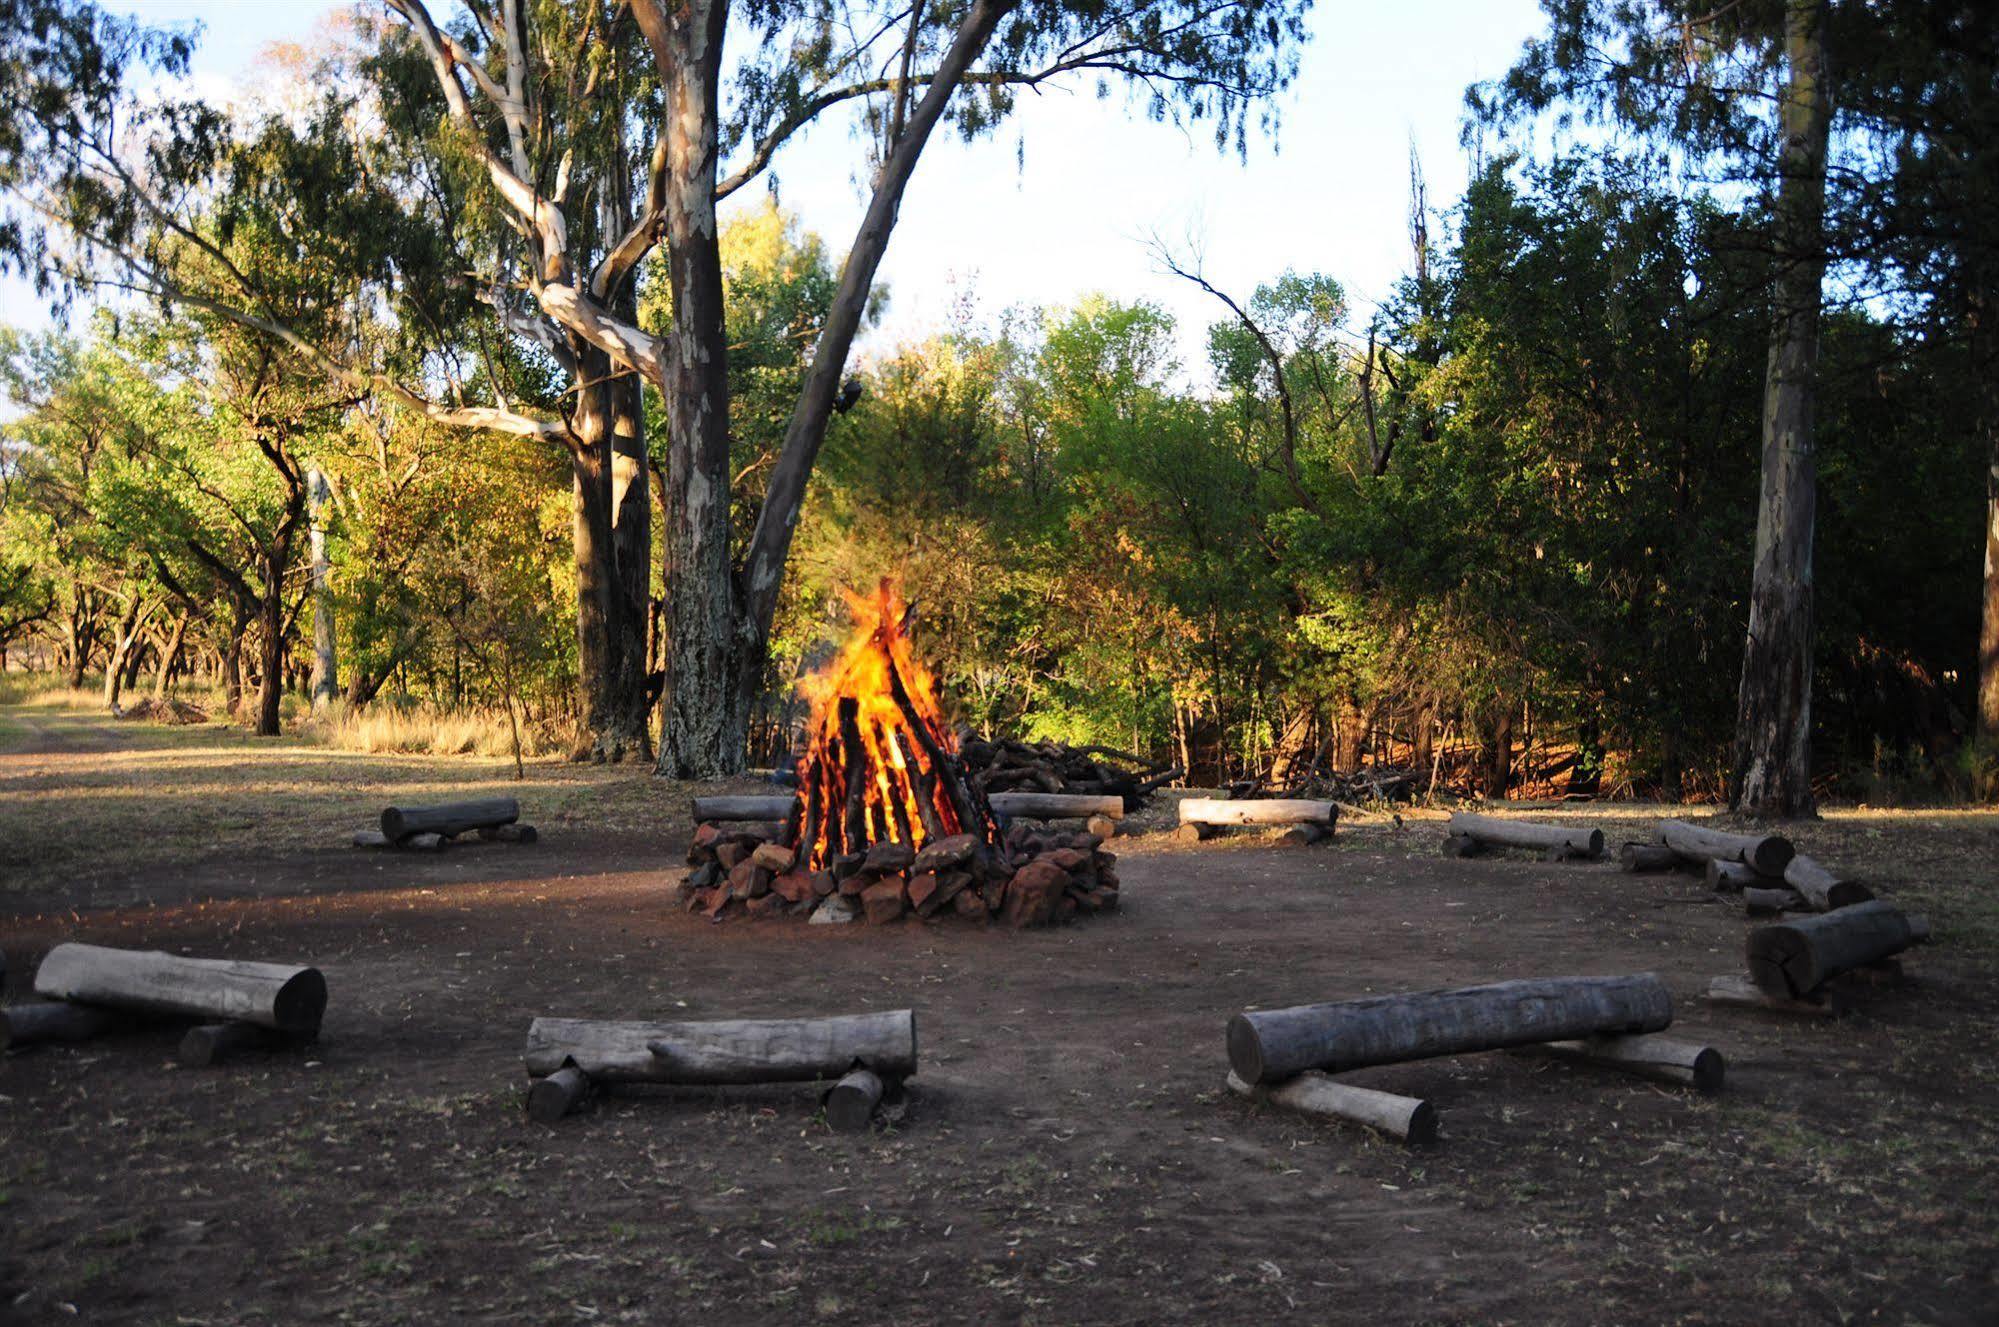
[381,797,518,842]
[477,823,540,844]
[1180,798,1337,829]
[177,1021,303,1067]
[1783,854,1874,911]
[1744,886,1808,916]
[524,1009,917,1086]
[1619,843,1682,873]
[1746,901,1930,998]
[1086,814,1118,840]
[824,1067,885,1133]
[1447,812,1603,858]
[1706,860,1759,893]
[1654,819,1794,877]
[1706,973,1844,1017]
[351,829,447,852]
[1522,1034,1724,1093]
[690,795,797,823]
[0,1000,126,1050]
[34,944,327,1033]
[988,792,1125,820]
[527,1065,592,1122]
[1226,1070,1438,1145]
[1227,974,1672,1086]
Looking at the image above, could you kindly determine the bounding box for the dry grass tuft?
[302,700,572,760]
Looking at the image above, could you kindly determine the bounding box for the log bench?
[1175,798,1337,846]
[351,798,534,852]
[1443,812,1605,862]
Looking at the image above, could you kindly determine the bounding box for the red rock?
[864,841,915,874]
[1044,847,1091,872]
[952,888,987,918]
[744,892,785,918]
[1003,860,1067,928]
[860,878,907,924]
[751,842,797,874]
[702,888,732,919]
[808,871,837,897]
[716,841,751,870]
[1054,894,1079,923]
[771,871,816,904]
[908,872,941,913]
[838,869,872,898]
[914,832,981,873]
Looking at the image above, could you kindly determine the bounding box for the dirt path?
[3,816,1996,1325]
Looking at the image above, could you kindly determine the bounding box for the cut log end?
[824,1068,886,1134]
[1085,815,1118,840]
[527,1065,592,1123]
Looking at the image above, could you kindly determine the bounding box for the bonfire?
[682,580,1118,926]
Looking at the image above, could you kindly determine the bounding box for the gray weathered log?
[1746,900,1930,997]
[1706,859,1760,894]
[1706,973,1844,1017]
[0,1000,126,1050]
[1619,842,1682,873]
[1181,798,1337,829]
[1744,886,1809,916]
[1783,854,1873,911]
[1447,812,1603,857]
[691,794,797,823]
[527,1065,593,1122]
[525,1009,916,1085]
[177,1021,303,1067]
[988,792,1125,820]
[1655,819,1794,877]
[824,1067,885,1133]
[381,797,519,842]
[1227,974,1673,1086]
[1226,1069,1437,1143]
[1523,1034,1725,1093]
[34,943,326,1033]
[352,829,446,852]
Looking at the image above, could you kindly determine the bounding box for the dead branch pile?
[957,732,1179,810]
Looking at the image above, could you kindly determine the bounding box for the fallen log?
[988,792,1125,821]
[477,823,540,844]
[690,794,796,823]
[177,1021,304,1067]
[1706,860,1759,893]
[1744,886,1808,916]
[1783,854,1874,912]
[1619,843,1682,873]
[381,797,518,842]
[824,1067,885,1133]
[1279,823,1333,847]
[1655,819,1793,877]
[527,1065,593,1122]
[1226,1070,1438,1144]
[1180,798,1337,829]
[1706,973,1844,1017]
[1746,900,1930,998]
[1522,1034,1724,1093]
[1441,833,1480,858]
[524,1009,917,1086]
[0,1000,126,1050]
[1447,812,1603,858]
[1227,974,1672,1086]
[351,829,446,852]
[1173,823,1217,844]
[33,943,327,1033]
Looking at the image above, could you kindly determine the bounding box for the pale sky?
[17,0,1552,384]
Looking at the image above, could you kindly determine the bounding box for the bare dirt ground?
[3,706,1997,1325]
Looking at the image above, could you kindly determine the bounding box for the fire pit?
[680,581,1119,926]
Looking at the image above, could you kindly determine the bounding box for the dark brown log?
[1441,833,1479,858]
[1654,819,1794,877]
[1707,859,1760,893]
[1181,798,1337,828]
[527,1065,592,1122]
[988,792,1125,820]
[1523,1034,1724,1093]
[895,732,946,843]
[1783,854,1874,911]
[381,797,518,842]
[838,698,869,849]
[690,795,796,822]
[1447,812,1603,857]
[1226,1070,1438,1144]
[1280,823,1333,847]
[0,1000,126,1050]
[1227,974,1673,1085]
[1746,901,1930,998]
[886,658,986,838]
[34,943,326,1033]
[1706,973,1844,1017]
[1619,843,1682,873]
[1744,886,1808,916]
[1174,823,1217,844]
[476,823,539,844]
[525,1009,917,1085]
[177,1021,303,1067]
[824,1067,885,1133]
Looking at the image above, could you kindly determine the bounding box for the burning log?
[33,943,327,1034]
[1745,901,1930,998]
[1226,1070,1438,1144]
[381,797,518,842]
[1446,813,1604,859]
[524,1010,918,1087]
[1654,820,1794,878]
[1227,974,1673,1086]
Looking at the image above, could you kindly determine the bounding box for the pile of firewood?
[679,821,1118,927]
[958,733,1179,810]
[1229,765,1425,805]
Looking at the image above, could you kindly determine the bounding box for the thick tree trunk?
[1974,274,1999,789]
[101,593,150,712]
[1485,703,1513,799]
[308,467,339,711]
[569,366,633,760]
[256,591,284,737]
[222,602,249,715]
[151,611,190,700]
[1732,0,1831,818]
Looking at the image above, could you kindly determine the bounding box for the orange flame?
[793,579,985,869]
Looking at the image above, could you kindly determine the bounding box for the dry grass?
[299,699,575,760]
